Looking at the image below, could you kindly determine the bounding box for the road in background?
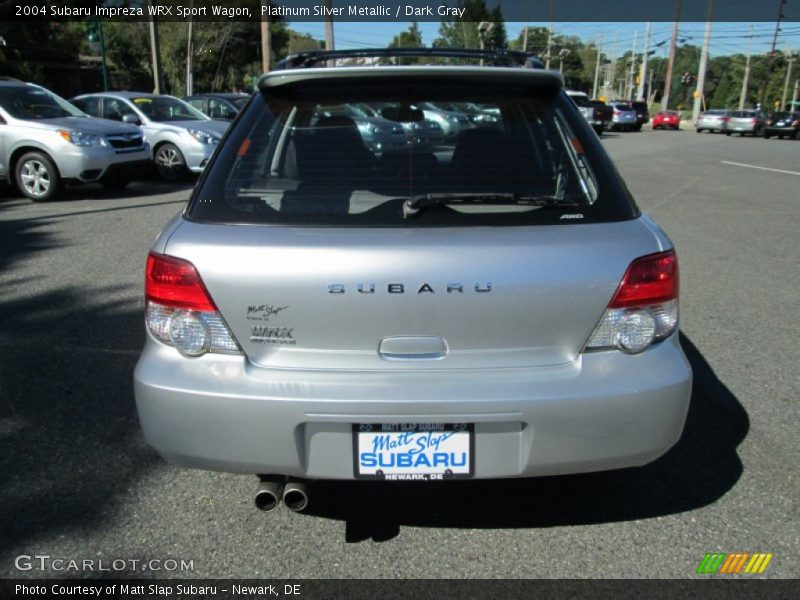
[0,130,797,578]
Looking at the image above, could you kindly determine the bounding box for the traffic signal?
[87,21,99,43]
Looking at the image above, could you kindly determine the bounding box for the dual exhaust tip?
[254,476,309,513]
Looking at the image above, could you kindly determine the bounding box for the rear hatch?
[176,66,652,371]
[165,220,660,370]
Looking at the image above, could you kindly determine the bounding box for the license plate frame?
[352,423,474,481]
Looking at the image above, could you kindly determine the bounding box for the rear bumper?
[765,126,798,135]
[134,333,692,479]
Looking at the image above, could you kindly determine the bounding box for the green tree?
[433,0,508,51]
[386,22,424,64]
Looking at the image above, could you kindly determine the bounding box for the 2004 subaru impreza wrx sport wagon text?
[134,49,692,511]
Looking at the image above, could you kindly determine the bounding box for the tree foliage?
[433,0,508,50]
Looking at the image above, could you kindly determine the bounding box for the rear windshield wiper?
[402,193,580,219]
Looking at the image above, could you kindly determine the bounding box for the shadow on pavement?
[0,279,158,551]
[305,333,749,542]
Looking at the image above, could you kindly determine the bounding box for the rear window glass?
[568,94,591,107]
[731,111,755,118]
[188,86,636,227]
[704,110,727,115]
[770,112,791,119]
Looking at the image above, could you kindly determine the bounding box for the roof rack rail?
[273,47,545,71]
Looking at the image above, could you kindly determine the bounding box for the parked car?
[134,49,691,511]
[417,102,473,139]
[653,110,681,130]
[764,111,800,139]
[695,109,730,133]
[566,90,605,135]
[589,100,613,134]
[357,102,445,151]
[0,81,149,201]
[628,101,650,130]
[608,102,638,131]
[314,103,407,154]
[725,110,766,136]
[184,93,250,121]
[71,92,229,181]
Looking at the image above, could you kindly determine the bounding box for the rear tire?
[725,131,732,136]
[765,132,771,139]
[696,128,702,133]
[15,151,59,202]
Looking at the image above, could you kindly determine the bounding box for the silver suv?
[71,92,229,182]
[134,49,691,512]
[0,82,149,201]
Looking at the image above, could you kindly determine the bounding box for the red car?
[653,110,681,130]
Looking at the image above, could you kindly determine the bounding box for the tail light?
[750,118,757,123]
[585,250,679,354]
[613,109,622,116]
[766,120,773,126]
[145,252,240,357]
[721,116,729,122]
[792,120,799,127]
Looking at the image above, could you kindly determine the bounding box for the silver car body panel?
[0,105,149,182]
[71,93,229,172]
[134,65,692,479]
[135,329,691,478]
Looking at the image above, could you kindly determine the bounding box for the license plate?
[353,423,474,480]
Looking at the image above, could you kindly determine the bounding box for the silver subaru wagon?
[134,49,692,512]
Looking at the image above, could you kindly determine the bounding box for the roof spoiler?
[273,47,545,71]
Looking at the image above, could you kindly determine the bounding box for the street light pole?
[260,0,271,74]
[147,0,163,94]
[97,22,109,92]
[186,0,194,95]
[692,0,714,123]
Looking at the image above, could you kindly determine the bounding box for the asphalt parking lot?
[0,128,797,579]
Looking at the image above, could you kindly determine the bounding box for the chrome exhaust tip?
[254,476,284,512]
[282,479,309,512]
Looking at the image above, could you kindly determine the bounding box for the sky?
[286,21,800,60]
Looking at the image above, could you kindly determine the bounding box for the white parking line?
[721,161,800,177]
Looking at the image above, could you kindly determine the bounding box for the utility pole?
[607,31,618,100]
[662,0,683,110]
[148,0,162,94]
[758,0,787,110]
[781,52,797,110]
[260,1,271,73]
[544,0,553,69]
[793,78,799,109]
[544,28,553,69]
[186,0,194,95]
[593,34,604,99]
[739,25,753,109]
[522,1,530,52]
[627,31,638,100]
[637,22,651,101]
[692,0,714,123]
[324,0,335,51]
